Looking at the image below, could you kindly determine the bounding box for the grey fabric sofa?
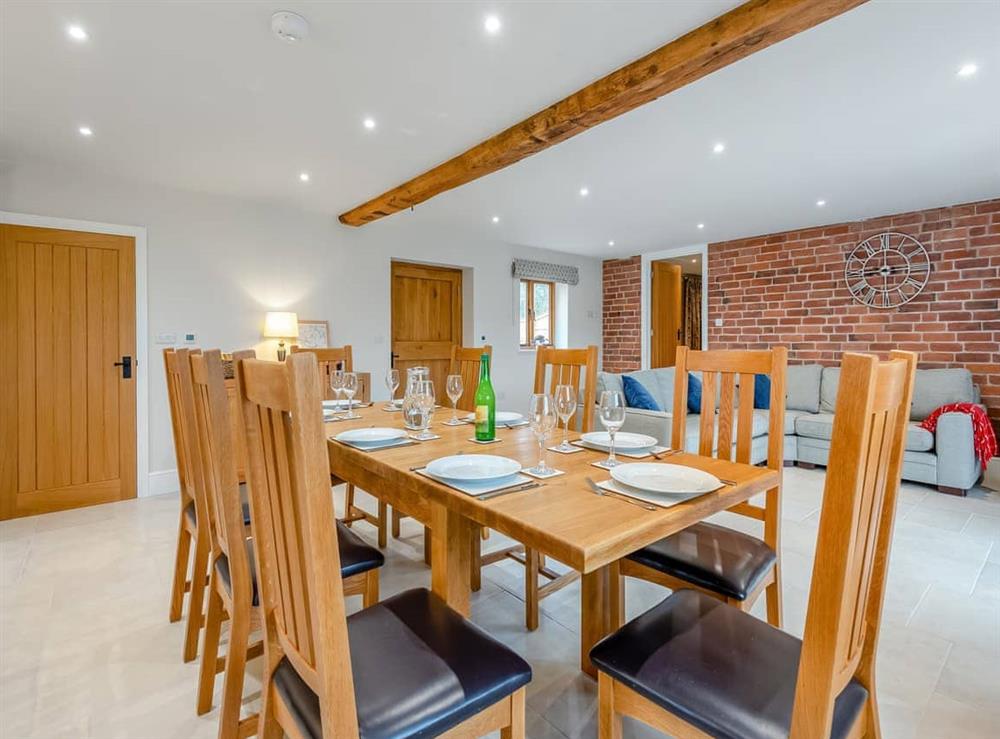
[597,364,984,495]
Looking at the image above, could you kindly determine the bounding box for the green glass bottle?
[474,353,496,441]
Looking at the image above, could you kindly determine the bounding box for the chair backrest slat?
[533,346,598,432]
[291,345,353,400]
[164,348,200,509]
[449,345,491,412]
[791,351,916,736]
[236,353,359,738]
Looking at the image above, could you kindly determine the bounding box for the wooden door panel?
[1,225,136,519]
[651,262,682,368]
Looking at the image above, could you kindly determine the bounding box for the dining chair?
[193,349,383,739]
[479,345,598,630]
[236,352,531,739]
[292,344,388,548]
[591,350,917,739]
[619,346,788,626]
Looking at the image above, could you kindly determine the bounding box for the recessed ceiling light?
[78,126,93,137]
[712,142,726,154]
[484,15,502,35]
[491,215,500,224]
[691,258,697,263]
[299,172,310,182]
[608,240,615,247]
[697,223,705,229]
[363,117,376,130]
[816,199,826,207]
[579,187,589,197]
[67,25,88,41]
[957,62,978,78]
[271,11,310,43]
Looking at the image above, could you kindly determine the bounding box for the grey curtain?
[682,275,702,349]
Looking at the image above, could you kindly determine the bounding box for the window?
[519,279,555,348]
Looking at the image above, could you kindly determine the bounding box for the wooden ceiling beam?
[339,0,868,226]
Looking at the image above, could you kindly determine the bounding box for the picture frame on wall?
[297,319,330,348]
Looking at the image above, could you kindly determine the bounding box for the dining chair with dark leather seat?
[237,352,529,739]
[619,346,787,627]
[591,350,918,739]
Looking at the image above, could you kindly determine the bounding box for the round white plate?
[335,427,408,446]
[580,431,658,451]
[611,463,721,495]
[425,454,522,482]
[463,411,524,424]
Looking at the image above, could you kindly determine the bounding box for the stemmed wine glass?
[329,369,345,418]
[342,372,360,419]
[554,384,577,452]
[599,390,627,468]
[384,368,400,411]
[445,374,464,425]
[413,380,437,440]
[527,393,558,475]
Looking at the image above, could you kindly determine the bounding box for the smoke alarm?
[271,11,309,42]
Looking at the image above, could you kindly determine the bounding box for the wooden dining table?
[326,405,779,677]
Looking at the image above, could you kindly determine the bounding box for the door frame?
[640,243,708,370]
[0,211,150,498]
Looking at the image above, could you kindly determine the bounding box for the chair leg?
[525,548,540,631]
[257,683,283,739]
[765,563,783,628]
[377,499,388,549]
[470,530,482,592]
[598,673,623,739]
[218,597,252,739]
[501,687,526,739]
[183,538,210,663]
[197,580,225,714]
[363,569,380,608]
[344,483,356,527]
[169,517,192,623]
[608,561,624,631]
[391,508,402,538]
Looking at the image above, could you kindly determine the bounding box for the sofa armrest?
[934,412,982,491]
[620,408,672,447]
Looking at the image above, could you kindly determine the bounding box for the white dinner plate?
[610,463,722,495]
[335,427,408,446]
[579,431,658,451]
[463,411,524,424]
[425,454,522,482]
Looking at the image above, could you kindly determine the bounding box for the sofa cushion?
[623,375,661,411]
[786,364,823,413]
[783,410,811,435]
[688,373,702,413]
[597,371,624,400]
[754,375,771,409]
[910,368,976,421]
[630,368,675,411]
[794,413,934,452]
[682,411,769,452]
[820,367,840,413]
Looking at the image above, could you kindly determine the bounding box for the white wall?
[1,161,603,491]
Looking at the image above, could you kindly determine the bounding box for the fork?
[585,477,657,511]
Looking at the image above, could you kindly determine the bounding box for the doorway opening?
[649,252,704,368]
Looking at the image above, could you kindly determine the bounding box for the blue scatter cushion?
[623,375,661,412]
[687,373,702,414]
[754,375,771,409]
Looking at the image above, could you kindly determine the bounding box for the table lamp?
[263,311,299,361]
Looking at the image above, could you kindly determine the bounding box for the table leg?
[430,501,473,617]
[581,565,613,678]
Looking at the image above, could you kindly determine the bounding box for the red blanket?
[919,403,997,468]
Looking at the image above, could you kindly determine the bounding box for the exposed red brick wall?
[602,256,642,372]
[602,198,1000,429]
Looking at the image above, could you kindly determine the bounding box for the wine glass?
[599,390,627,468]
[445,374,464,425]
[342,372,359,419]
[554,384,577,451]
[329,369,345,418]
[414,380,436,440]
[384,368,400,410]
[527,393,558,475]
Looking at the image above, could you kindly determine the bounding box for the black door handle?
[113,355,132,379]
[390,351,399,368]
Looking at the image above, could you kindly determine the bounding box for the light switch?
[155,332,177,344]
[714,318,723,327]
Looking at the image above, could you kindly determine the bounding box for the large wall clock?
[844,231,931,309]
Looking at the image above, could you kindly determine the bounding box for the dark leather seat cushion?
[590,590,867,739]
[626,521,777,600]
[183,483,253,528]
[273,588,531,738]
[215,522,384,607]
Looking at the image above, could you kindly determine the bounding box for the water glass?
[599,390,627,467]
[554,384,577,451]
[527,393,558,475]
[342,372,359,419]
[414,380,436,440]
[384,368,400,410]
[446,374,464,425]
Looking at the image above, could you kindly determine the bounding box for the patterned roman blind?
[511,258,579,286]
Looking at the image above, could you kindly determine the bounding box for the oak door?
[650,261,682,368]
[0,225,136,519]
[390,261,463,395]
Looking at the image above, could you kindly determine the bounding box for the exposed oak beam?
[339,0,868,226]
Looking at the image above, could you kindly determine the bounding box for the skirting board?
[148,469,180,497]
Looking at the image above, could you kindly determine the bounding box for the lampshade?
[263,311,299,339]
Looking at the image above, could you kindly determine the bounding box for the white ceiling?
[2,1,998,257]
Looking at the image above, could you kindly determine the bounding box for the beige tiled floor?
[1,467,998,738]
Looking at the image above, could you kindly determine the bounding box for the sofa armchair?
[597,364,984,495]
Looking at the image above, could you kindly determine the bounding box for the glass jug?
[402,366,430,429]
